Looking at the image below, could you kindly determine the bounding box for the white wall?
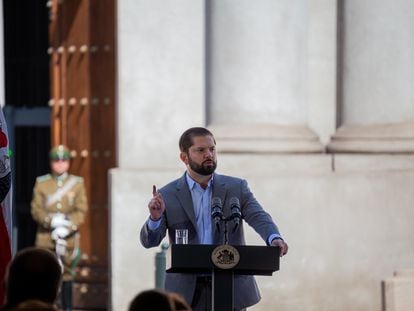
[110,155,414,311]
[209,0,308,125]
[341,0,414,125]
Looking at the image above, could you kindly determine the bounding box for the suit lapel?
[174,173,228,244]
[212,174,228,244]
[212,174,227,205]
[174,174,198,233]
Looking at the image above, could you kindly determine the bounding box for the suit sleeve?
[140,215,167,248]
[239,179,281,245]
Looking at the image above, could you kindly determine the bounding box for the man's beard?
[188,156,217,176]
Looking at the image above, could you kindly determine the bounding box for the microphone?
[211,197,223,232]
[229,197,242,233]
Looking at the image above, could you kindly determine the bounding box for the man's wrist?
[271,237,283,243]
[268,233,283,245]
[147,216,162,231]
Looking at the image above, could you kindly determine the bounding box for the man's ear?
[180,152,188,165]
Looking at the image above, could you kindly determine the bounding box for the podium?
[167,244,280,310]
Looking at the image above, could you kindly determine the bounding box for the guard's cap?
[49,145,70,161]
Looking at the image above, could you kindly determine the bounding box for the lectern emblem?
[211,245,240,269]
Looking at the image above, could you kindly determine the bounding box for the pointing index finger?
[152,185,157,197]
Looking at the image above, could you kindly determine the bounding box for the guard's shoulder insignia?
[36,174,52,182]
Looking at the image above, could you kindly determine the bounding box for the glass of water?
[175,229,188,244]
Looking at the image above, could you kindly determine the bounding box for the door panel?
[48,0,115,309]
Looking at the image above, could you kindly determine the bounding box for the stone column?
[117,0,206,167]
[112,1,205,310]
[328,0,414,153]
[207,0,324,153]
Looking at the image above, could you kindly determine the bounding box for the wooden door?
[48,0,116,309]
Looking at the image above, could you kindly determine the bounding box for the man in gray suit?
[141,127,288,310]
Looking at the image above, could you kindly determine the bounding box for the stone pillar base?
[327,122,414,153]
[382,270,414,311]
[208,124,324,154]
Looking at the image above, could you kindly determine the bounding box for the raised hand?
[148,185,165,221]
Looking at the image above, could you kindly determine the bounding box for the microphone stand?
[223,218,229,245]
[221,216,237,245]
[215,201,241,245]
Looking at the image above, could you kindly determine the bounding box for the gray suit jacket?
[140,173,281,309]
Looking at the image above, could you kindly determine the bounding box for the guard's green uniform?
[31,145,87,310]
[31,172,87,280]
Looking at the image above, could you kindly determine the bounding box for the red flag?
[0,106,12,305]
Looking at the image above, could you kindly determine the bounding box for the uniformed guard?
[31,145,88,311]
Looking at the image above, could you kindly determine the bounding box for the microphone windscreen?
[212,197,222,207]
[229,197,240,207]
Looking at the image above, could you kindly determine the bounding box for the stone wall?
[112,1,414,310]
[110,154,414,311]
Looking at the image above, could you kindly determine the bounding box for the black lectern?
[167,244,280,311]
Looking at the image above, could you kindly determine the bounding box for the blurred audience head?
[129,289,176,311]
[3,247,62,309]
[168,292,191,311]
[9,300,57,311]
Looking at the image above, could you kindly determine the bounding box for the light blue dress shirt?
[147,173,213,244]
[185,173,213,244]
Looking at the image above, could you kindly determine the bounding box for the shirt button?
[57,180,63,187]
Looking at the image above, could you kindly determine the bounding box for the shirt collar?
[185,172,214,190]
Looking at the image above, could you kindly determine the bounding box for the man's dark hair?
[179,127,216,153]
[4,247,62,308]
